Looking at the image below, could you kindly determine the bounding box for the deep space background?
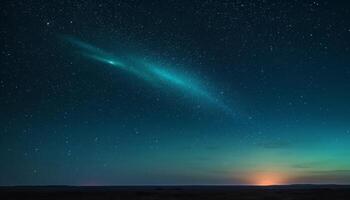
[1,0,350,185]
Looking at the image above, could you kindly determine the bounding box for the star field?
[1,0,350,185]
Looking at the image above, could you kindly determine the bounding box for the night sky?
[1,0,350,186]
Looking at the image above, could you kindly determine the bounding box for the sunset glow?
[251,172,287,186]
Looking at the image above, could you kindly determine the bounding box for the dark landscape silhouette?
[1,185,350,200]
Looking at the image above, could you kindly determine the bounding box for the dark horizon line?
[1,184,350,187]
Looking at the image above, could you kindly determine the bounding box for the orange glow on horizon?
[250,171,288,186]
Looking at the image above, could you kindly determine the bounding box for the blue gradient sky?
[1,0,350,185]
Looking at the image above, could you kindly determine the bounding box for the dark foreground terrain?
[1,185,350,200]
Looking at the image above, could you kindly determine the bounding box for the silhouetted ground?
[1,185,350,200]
